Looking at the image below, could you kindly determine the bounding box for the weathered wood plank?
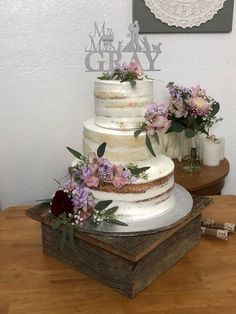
[25,203,50,222]
[132,215,201,297]
[42,224,135,297]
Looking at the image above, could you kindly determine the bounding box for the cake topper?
[85,21,163,72]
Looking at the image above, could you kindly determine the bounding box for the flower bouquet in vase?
[166,83,221,172]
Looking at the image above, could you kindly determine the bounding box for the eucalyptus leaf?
[146,134,156,157]
[66,147,83,160]
[211,102,220,117]
[130,166,150,176]
[172,122,185,133]
[95,200,113,212]
[165,125,175,134]
[105,206,119,216]
[53,178,62,186]
[134,129,142,138]
[129,79,136,87]
[185,129,195,138]
[97,142,106,157]
[187,116,196,128]
[104,219,128,226]
[153,132,160,145]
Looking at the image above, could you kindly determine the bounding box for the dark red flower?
[51,190,74,217]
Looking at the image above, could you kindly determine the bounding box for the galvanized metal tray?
[77,184,193,236]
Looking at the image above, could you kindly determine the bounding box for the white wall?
[0,0,235,210]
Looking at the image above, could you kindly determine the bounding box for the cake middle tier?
[83,118,159,164]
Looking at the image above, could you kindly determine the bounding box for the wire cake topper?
[85,21,163,72]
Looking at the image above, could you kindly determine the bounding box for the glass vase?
[181,135,201,172]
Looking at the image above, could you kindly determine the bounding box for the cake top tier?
[94,63,153,131]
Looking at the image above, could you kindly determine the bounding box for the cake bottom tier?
[90,173,175,222]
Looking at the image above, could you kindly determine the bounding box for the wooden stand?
[26,195,211,298]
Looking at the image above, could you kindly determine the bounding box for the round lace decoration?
[144,0,228,28]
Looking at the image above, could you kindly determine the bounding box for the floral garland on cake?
[43,143,150,247]
[98,62,147,86]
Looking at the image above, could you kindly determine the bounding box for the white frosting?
[91,185,175,222]
[83,118,161,163]
[94,79,153,130]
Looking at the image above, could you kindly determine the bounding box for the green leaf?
[52,219,62,230]
[211,102,220,117]
[153,132,160,145]
[185,129,195,138]
[129,79,136,87]
[97,142,106,158]
[104,219,128,226]
[134,129,142,138]
[105,206,119,216]
[95,200,113,212]
[53,178,62,186]
[187,116,196,128]
[146,134,156,157]
[165,125,175,134]
[129,166,150,176]
[66,147,83,160]
[172,122,185,133]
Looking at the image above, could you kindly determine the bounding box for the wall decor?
[133,0,234,33]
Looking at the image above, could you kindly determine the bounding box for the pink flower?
[168,99,188,118]
[188,96,209,117]
[128,62,143,76]
[191,85,206,97]
[111,165,129,188]
[145,103,170,134]
[83,173,100,188]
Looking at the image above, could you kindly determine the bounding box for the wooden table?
[1,195,236,314]
[174,158,230,195]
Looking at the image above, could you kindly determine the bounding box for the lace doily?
[144,0,228,28]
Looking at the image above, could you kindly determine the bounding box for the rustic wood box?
[26,195,210,298]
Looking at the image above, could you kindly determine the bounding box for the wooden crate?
[26,195,211,298]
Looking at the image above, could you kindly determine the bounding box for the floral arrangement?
[44,143,150,247]
[49,182,124,248]
[134,103,170,157]
[69,142,150,188]
[166,82,221,138]
[98,62,146,86]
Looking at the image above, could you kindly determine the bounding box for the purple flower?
[72,184,95,209]
[97,157,114,182]
[62,181,79,193]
